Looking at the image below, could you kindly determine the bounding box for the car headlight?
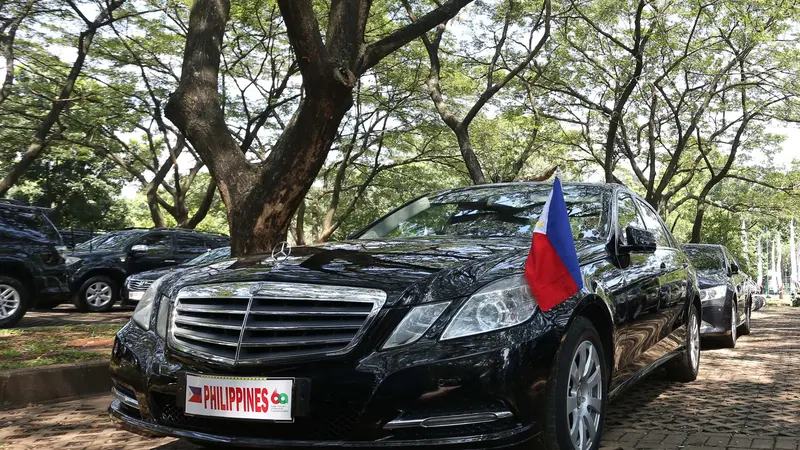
[699,285,727,301]
[382,302,450,349]
[63,256,81,266]
[131,276,167,332]
[441,276,537,341]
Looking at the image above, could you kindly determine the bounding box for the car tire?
[0,276,29,328]
[721,300,737,348]
[540,316,607,450]
[665,303,700,382]
[738,298,751,336]
[74,276,119,313]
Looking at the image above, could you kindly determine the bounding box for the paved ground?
[1,306,799,449]
[16,305,132,328]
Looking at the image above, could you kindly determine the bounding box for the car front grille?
[167,282,386,365]
[127,279,154,291]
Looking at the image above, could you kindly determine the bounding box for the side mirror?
[130,244,149,253]
[621,226,657,253]
[730,262,739,275]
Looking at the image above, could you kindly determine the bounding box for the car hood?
[696,270,729,289]
[162,237,607,307]
[130,266,184,282]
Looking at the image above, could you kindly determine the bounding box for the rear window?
[684,246,726,275]
[0,207,62,244]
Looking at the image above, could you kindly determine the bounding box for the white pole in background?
[757,234,763,288]
[792,221,798,287]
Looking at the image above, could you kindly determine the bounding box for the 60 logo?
[271,390,289,405]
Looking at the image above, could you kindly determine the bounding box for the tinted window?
[0,207,61,244]
[95,231,147,251]
[684,246,726,275]
[635,200,671,247]
[176,234,208,253]
[617,195,644,246]
[184,246,231,266]
[137,233,172,254]
[360,184,609,241]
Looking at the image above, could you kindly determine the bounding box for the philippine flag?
[188,385,202,404]
[524,177,583,311]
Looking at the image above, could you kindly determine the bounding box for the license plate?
[128,291,144,301]
[184,373,293,421]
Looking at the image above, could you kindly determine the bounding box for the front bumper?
[108,315,558,448]
[120,286,143,306]
[700,297,732,336]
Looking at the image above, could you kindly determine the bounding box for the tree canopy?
[1,0,800,266]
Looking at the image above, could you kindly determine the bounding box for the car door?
[174,233,212,264]
[614,193,663,367]
[128,232,175,273]
[636,199,689,340]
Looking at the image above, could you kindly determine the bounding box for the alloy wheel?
[730,303,737,342]
[86,281,113,308]
[689,310,700,370]
[567,340,603,450]
[0,284,21,319]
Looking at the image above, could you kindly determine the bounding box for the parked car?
[683,244,751,348]
[66,228,229,312]
[109,182,701,449]
[0,199,71,327]
[122,246,231,306]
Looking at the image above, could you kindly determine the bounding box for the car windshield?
[75,233,111,250]
[183,246,231,266]
[358,184,609,241]
[94,231,148,251]
[684,246,726,275]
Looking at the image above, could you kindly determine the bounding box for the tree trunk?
[690,204,705,243]
[182,181,217,229]
[146,190,166,227]
[455,129,486,185]
[166,0,474,256]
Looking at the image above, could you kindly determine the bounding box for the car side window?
[635,200,671,248]
[617,195,644,246]
[176,234,209,253]
[138,233,172,254]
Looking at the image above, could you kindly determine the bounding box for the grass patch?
[0,324,122,370]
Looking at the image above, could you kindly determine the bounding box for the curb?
[0,360,111,409]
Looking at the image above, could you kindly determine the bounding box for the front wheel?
[540,316,607,450]
[666,303,700,382]
[0,276,29,328]
[721,301,737,348]
[74,276,119,313]
[738,299,751,336]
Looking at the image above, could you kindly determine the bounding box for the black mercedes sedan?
[683,244,751,348]
[108,182,701,450]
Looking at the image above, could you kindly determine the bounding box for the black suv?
[0,199,71,327]
[67,228,229,312]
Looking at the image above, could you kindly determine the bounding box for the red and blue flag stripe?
[524,177,583,311]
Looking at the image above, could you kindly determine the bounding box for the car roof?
[428,181,620,198]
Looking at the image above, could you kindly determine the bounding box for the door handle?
[165,259,176,263]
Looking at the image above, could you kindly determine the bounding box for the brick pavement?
[16,305,132,329]
[1,307,799,449]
